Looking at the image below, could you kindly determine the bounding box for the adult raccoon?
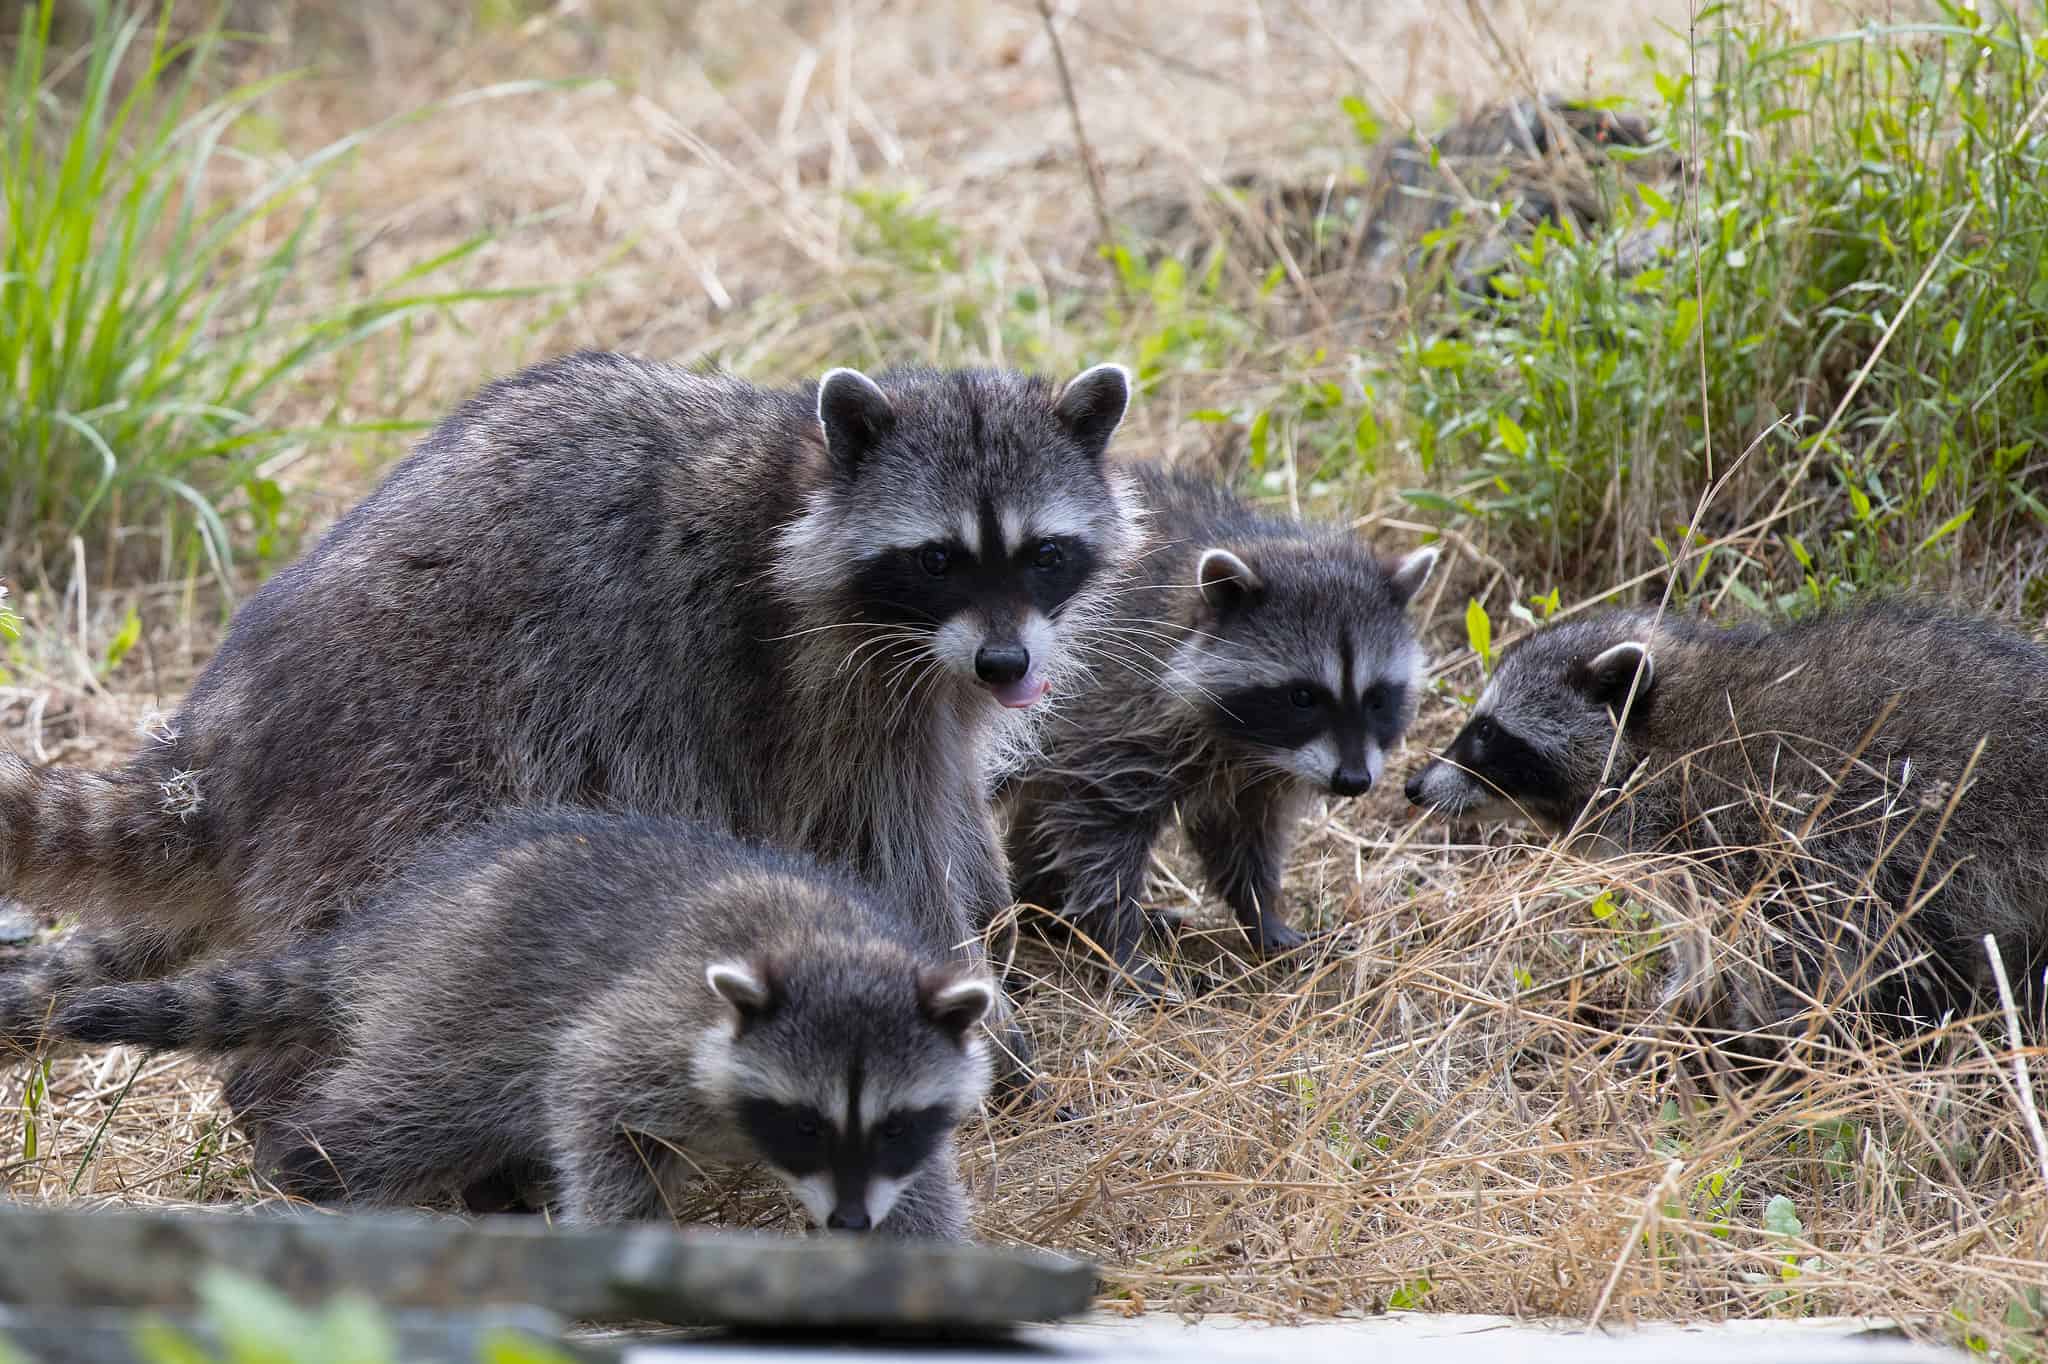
[1406,599,2048,1051]
[51,811,996,1235]
[0,352,1141,1108]
[999,460,1438,993]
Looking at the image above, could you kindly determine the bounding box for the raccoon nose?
[826,1206,872,1232]
[1329,765,1373,798]
[974,642,1030,685]
[1403,771,1426,806]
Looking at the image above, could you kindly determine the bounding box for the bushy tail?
[54,948,340,1055]
[0,750,215,954]
[0,933,158,1050]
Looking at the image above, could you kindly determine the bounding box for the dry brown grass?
[6,0,2047,1355]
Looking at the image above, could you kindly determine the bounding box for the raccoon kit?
[0,351,1140,1104]
[999,460,1439,993]
[1406,599,2048,1046]
[49,811,996,1235]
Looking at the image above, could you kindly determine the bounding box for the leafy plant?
[1380,1,2048,596]
[1,0,561,585]
[111,1268,582,1364]
[1464,597,1494,671]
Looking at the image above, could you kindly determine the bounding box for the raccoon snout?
[1402,768,1427,806]
[826,1205,873,1232]
[1329,764,1374,798]
[974,642,1030,685]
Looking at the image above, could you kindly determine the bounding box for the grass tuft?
[0,0,569,589]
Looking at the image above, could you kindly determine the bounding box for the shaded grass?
[1,0,572,590]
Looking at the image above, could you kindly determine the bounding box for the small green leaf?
[1763,1193,1803,1239]
[102,606,142,676]
[1590,890,1617,921]
[1415,338,1473,370]
[1917,507,1974,552]
[1388,1276,1435,1311]
[1465,598,1494,670]
[480,1330,586,1364]
[1340,94,1383,146]
[1495,413,1530,456]
[1247,409,1272,471]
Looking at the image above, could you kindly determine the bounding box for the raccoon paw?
[991,1078,1085,1124]
[1112,955,1176,1003]
[1241,917,1311,958]
[1615,1040,1657,1075]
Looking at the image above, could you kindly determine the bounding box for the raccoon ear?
[1196,547,1263,611]
[1387,544,1441,606]
[917,967,996,1041]
[706,960,775,1019]
[1574,640,1655,710]
[815,368,896,478]
[1052,362,1132,463]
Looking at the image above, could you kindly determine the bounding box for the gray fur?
[0,351,1142,1099]
[999,461,1437,991]
[1406,599,2048,1047]
[54,811,993,1235]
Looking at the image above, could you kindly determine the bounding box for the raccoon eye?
[794,1113,823,1138]
[878,1116,908,1141]
[1031,538,1063,570]
[918,546,951,576]
[1472,717,1498,744]
[1289,685,1316,709]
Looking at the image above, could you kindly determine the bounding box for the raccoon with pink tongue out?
[0,351,1143,1122]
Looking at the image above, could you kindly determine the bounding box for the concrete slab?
[620,1311,1965,1363]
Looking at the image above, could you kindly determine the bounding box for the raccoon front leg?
[1005,791,1170,995]
[873,1136,971,1242]
[1185,785,1309,957]
[550,1121,680,1225]
[264,1111,460,1210]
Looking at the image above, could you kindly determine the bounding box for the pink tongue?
[992,675,1051,709]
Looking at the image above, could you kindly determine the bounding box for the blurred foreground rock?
[0,1202,1096,1360]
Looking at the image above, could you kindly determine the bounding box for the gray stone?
[0,901,36,946]
[0,1204,1096,1330]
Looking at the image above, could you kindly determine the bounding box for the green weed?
[1383,1,2048,598]
[1,0,566,586]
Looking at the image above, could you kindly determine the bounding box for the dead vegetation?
[5,0,2047,1355]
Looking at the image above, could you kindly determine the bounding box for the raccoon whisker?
[879,646,941,695]
[761,620,908,642]
[1061,639,1176,688]
[1092,617,1234,647]
[1065,642,1190,701]
[882,657,949,736]
[873,654,941,708]
[839,630,931,677]
[1091,620,1249,655]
